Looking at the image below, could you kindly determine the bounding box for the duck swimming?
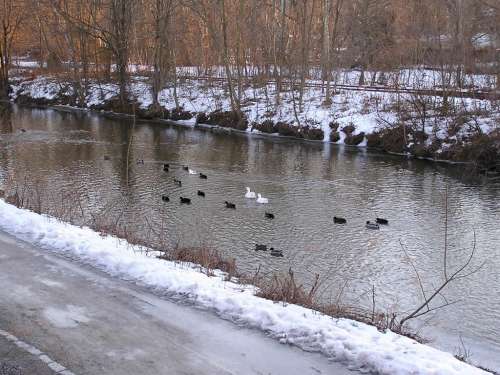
[256,193,268,204]
[224,201,236,209]
[245,187,256,199]
[270,248,283,257]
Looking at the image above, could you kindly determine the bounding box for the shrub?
[276,122,302,137]
[344,132,365,145]
[441,133,500,170]
[169,107,192,121]
[206,110,248,130]
[366,132,382,148]
[342,124,356,135]
[89,96,135,114]
[368,125,407,153]
[139,104,169,120]
[304,127,324,141]
[411,144,432,158]
[329,121,340,132]
[253,119,277,133]
[330,131,341,143]
[196,112,208,124]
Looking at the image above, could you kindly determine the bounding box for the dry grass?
[158,246,237,279]
[255,268,320,307]
[249,267,421,340]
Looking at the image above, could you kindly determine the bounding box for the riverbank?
[0,198,491,374]
[9,74,500,174]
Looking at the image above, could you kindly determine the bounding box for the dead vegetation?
[158,246,237,279]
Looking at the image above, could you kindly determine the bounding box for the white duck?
[245,187,256,199]
[256,193,269,204]
[188,168,197,175]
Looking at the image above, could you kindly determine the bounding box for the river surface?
[0,105,499,370]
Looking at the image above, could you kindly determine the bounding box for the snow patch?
[43,305,91,328]
[106,348,146,361]
[37,277,65,288]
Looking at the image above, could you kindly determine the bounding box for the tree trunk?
[220,0,240,116]
[171,5,179,109]
[110,0,133,111]
[359,70,365,85]
[117,58,128,109]
[275,0,287,106]
[321,0,331,103]
[0,32,10,99]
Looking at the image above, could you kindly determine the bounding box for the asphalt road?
[0,230,353,375]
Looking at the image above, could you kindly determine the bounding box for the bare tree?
[9,0,500,110]
[398,189,485,329]
[108,0,135,109]
[183,0,241,116]
[148,0,176,111]
[51,0,136,110]
[322,0,343,104]
[0,0,25,98]
[274,0,288,106]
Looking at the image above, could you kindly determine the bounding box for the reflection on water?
[0,104,499,368]
[0,105,13,134]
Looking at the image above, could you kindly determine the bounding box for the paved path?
[0,231,352,375]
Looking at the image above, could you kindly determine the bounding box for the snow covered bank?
[10,74,500,166]
[0,200,488,375]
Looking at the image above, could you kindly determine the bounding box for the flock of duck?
[133,159,390,258]
[157,162,284,257]
[160,163,271,210]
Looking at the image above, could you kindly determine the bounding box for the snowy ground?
[10,73,500,154]
[171,65,499,92]
[0,199,489,375]
[0,227,348,375]
[12,59,498,90]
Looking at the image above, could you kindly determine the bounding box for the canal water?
[0,105,499,370]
